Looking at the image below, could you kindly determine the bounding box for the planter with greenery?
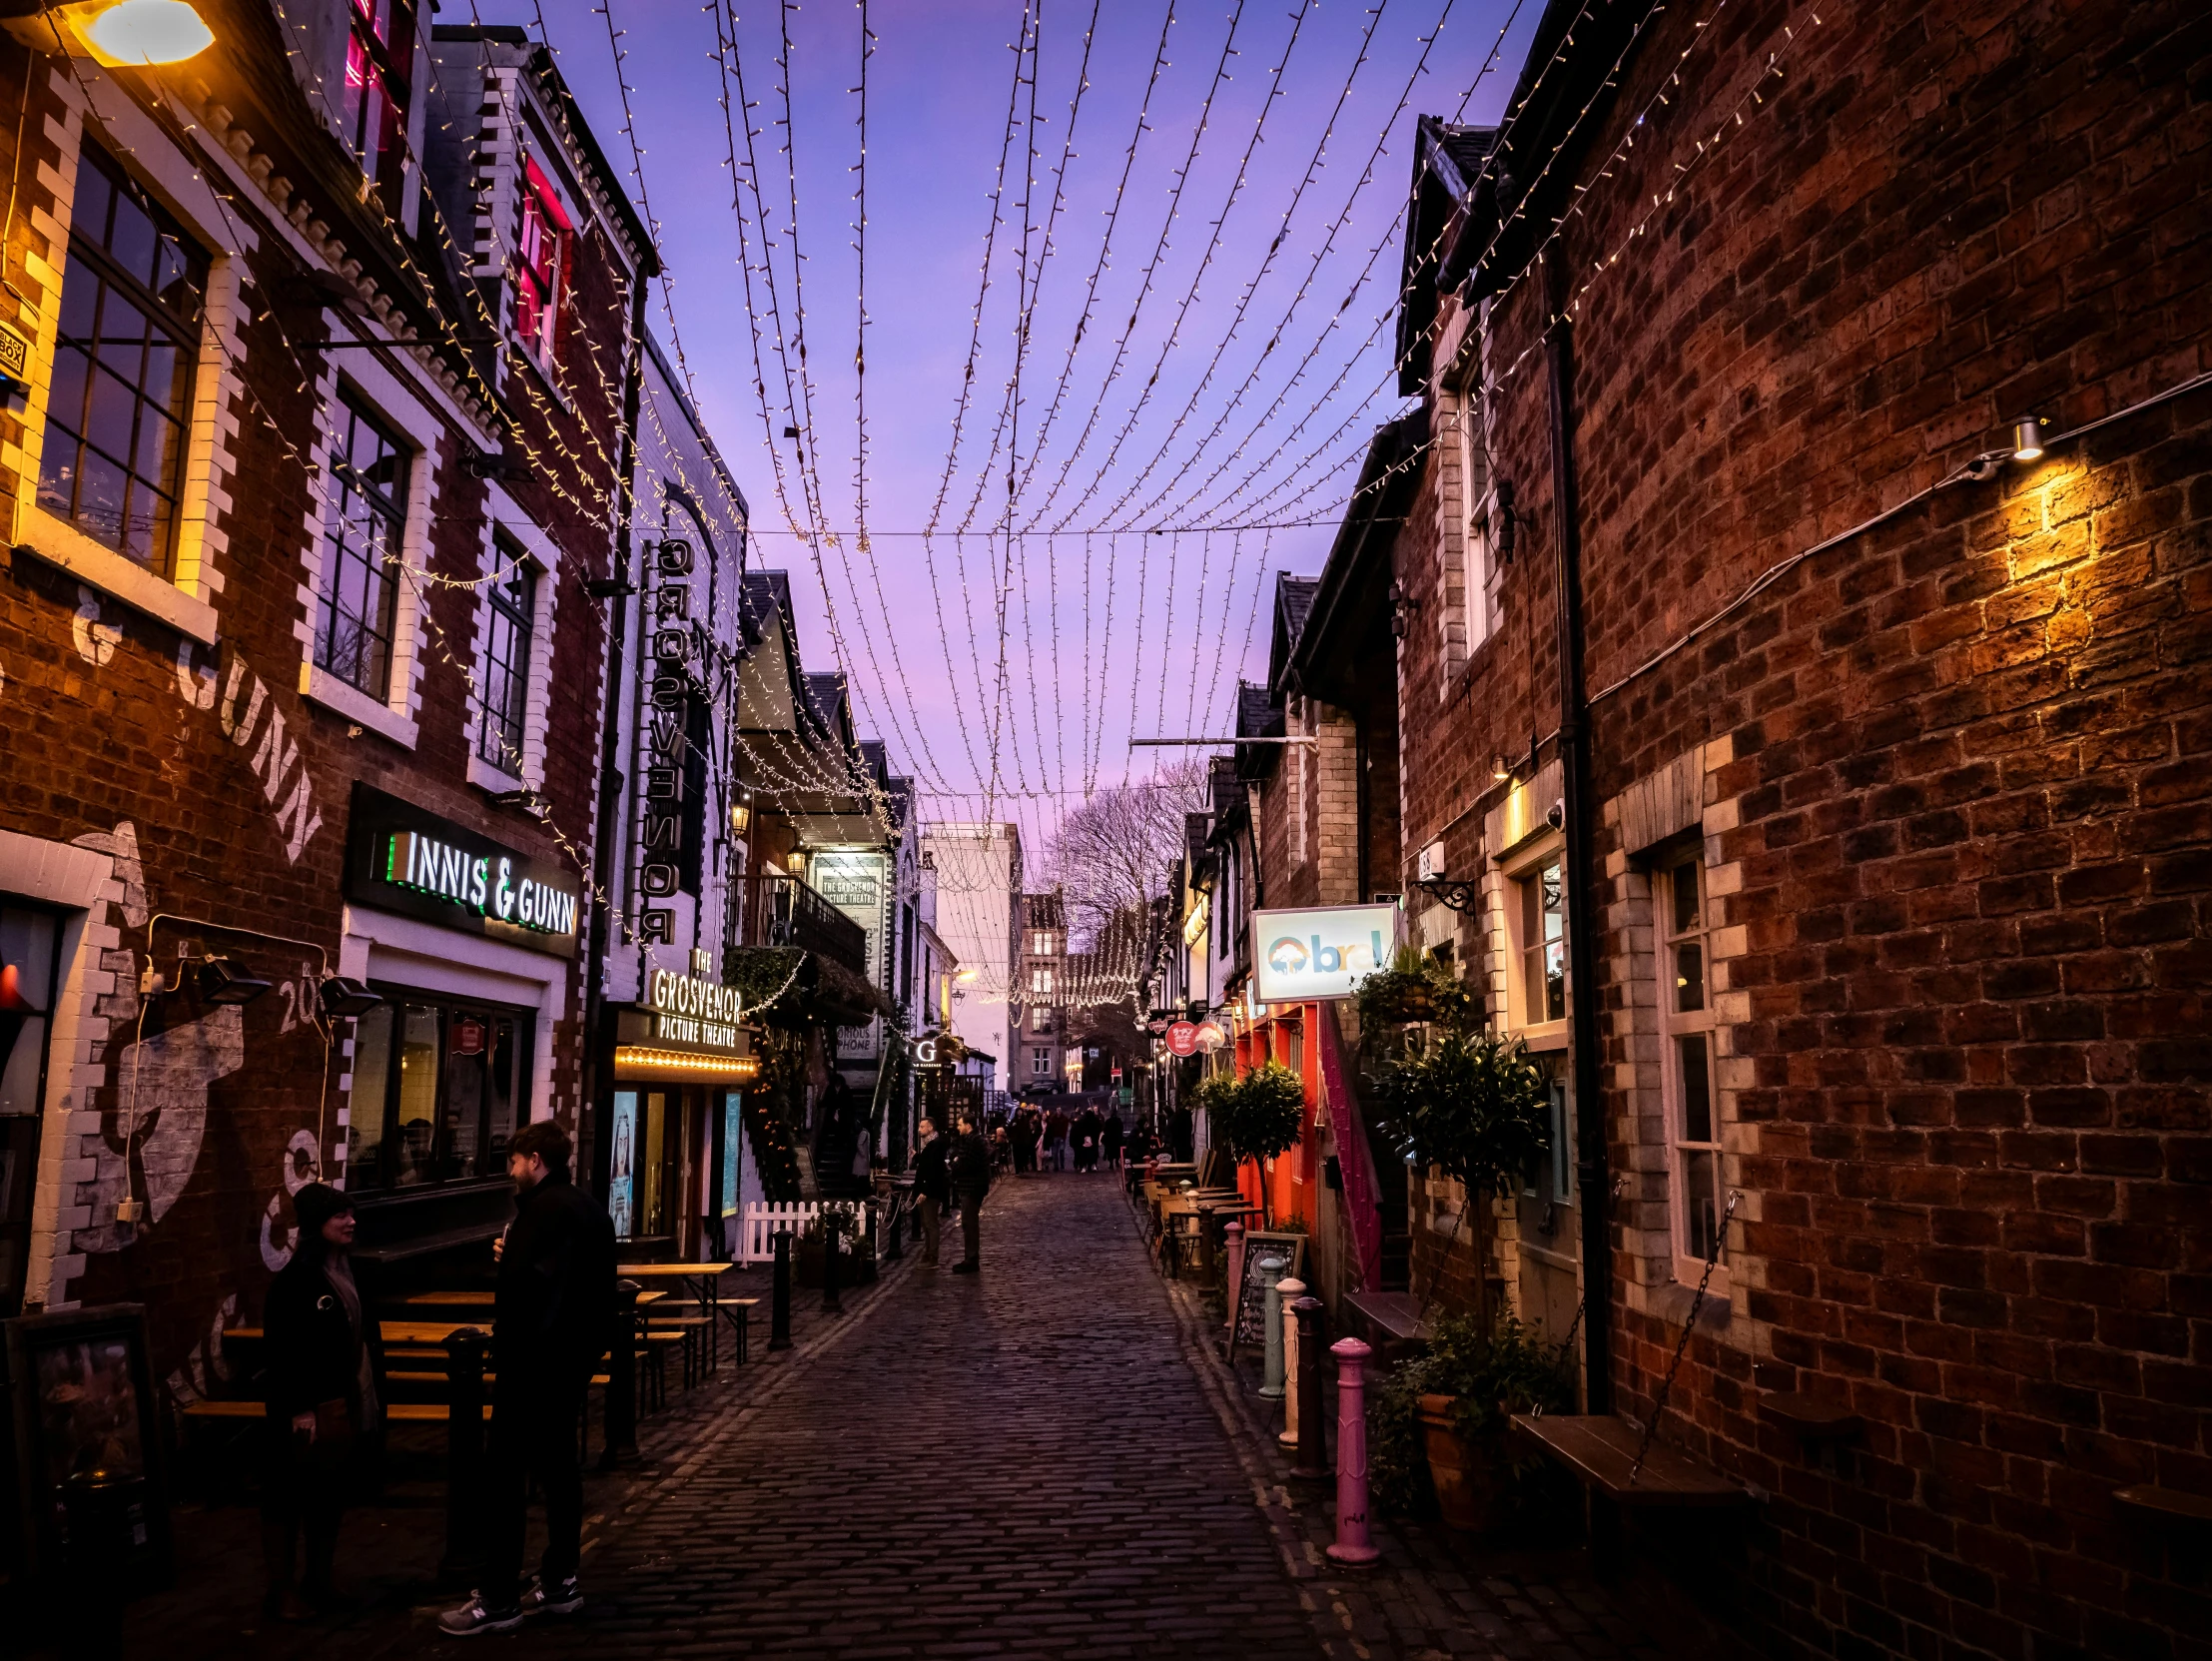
[795,1203,875,1288]
[1369,1314,1576,1532]
[1352,944,1478,1040]
[1212,1062,1305,1225]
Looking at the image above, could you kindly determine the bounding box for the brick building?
[1258,0,2211,1655]
[0,0,646,1423]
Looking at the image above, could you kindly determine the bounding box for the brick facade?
[0,8,644,1416]
[1302,0,2211,1654]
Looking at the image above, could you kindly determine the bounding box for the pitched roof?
[1268,574,1320,696]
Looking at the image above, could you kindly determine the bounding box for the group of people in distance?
[1002,1100,1132,1177]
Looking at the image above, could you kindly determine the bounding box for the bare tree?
[1047,760,1207,1010]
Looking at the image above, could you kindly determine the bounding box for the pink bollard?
[1325,1336,1381,1565]
[1222,1222,1245,1327]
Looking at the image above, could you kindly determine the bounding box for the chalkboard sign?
[1229,1233,1308,1354]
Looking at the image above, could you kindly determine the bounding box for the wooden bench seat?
[181,1399,490,1422]
[1510,1414,1749,1508]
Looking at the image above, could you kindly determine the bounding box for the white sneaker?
[437,1592,524,1636]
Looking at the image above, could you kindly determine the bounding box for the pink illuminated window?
[341,0,414,195]
[515,159,570,366]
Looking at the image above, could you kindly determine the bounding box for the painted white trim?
[301,660,420,749]
[0,828,113,1312]
[17,507,219,643]
[462,486,560,788]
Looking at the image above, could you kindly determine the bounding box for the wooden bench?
[181,1399,490,1423]
[1342,1290,1431,1366]
[1512,1413,1750,1579]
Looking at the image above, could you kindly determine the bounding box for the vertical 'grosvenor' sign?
[637,535,702,946]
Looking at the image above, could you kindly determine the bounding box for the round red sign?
[1165,1021,1199,1057]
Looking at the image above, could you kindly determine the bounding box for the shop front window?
[346,991,529,1191]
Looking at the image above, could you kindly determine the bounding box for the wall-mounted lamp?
[1493,479,1519,564]
[84,0,214,65]
[2011,416,2046,462]
[785,847,807,875]
[194,955,271,1006]
[956,968,979,983]
[730,794,752,834]
[1490,753,1512,781]
[318,976,381,1019]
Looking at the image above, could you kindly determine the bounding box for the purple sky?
[495,0,1537,853]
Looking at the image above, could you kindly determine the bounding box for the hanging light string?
[1014,0,1250,539]
[1038,0,1316,537]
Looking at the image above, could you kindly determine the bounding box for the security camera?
[1545,801,1566,831]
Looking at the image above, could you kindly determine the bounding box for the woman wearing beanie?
[262,1182,380,1620]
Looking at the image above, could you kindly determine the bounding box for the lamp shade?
[195,955,271,1006]
[318,976,382,1019]
[85,0,215,64]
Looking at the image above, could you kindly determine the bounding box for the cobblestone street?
[71,1174,1686,1661]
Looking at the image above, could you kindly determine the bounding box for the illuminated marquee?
[646,968,742,1053]
[386,829,578,939]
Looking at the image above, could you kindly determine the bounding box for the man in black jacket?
[911,1118,949,1265]
[947,1115,993,1274]
[440,1120,614,1635]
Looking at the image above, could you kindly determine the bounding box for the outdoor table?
[401,1289,495,1306]
[617,1261,737,1369]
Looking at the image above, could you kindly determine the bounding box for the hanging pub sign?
[1251,901,1402,1004]
[345,782,581,957]
[636,536,708,946]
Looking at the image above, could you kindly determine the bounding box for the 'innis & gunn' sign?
[345,782,583,958]
[387,830,578,938]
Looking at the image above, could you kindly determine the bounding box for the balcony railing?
[735,873,868,978]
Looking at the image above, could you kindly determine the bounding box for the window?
[342,0,415,195]
[1031,1006,1054,1036]
[515,158,570,366]
[1660,852,1722,1273]
[39,145,208,571]
[1519,854,1567,1025]
[476,544,535,772]
[1451,390,1495,658]
[347,992,529,1191]
[1031,965,1054,996]
[316,396,410,697]
[1032,1047,1052,1077]
[1029,928,1059,956]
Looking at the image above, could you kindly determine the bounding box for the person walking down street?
[1045,1108,1069,1173]
[911,1118,949,1264]
[947,1114,994,1274]
[263,1183,380,1621]
[1101,1109,1124,1172]
[1073,1104,1101,1174]
[440,1121,615,1636]
[1018,1107,1042,1176]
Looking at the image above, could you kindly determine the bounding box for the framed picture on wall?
[5,1301,172,1589]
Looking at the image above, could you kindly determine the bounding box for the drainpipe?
[582,273,651,1194]
[1546,284,1614,1417]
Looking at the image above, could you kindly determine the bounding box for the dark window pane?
[106,191,157,289]
[73,447,129,545]
[36,437,79,521]
[133,404,180,482]
[140,340,180,412]
[1685,1150,1720,1260]
[442,1014,485,1180]
[57,253,100,338]
[84,363,138,457]
[348,1003,393,1187]
[1675,942,1705,1013]
[71,165,113,255]
[1672,861,1701,936]
[45,345,90,436]
[119,479,169,565]
[394,1006,439,1187]
[1678,1034,1713,1143]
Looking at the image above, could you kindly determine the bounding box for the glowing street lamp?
[85,0,215,64]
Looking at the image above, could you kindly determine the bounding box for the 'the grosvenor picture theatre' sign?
[345,782,582,957]
[646,968,742,1053]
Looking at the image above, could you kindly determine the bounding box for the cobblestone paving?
[66,1175,1688,1660]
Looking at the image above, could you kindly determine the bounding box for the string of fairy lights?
[30,0,1853,983]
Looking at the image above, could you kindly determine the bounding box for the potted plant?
[1367,1027,1550,1336]
[1372,1314,1575,1532]
[1352,945,1476,1044]
[1213,1062,1305,1225]
[795,1202,875,1287]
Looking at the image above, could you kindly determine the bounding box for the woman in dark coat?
[1101,1109,1124,1172]
[263,1183,380,1619]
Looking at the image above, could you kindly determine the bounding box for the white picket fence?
[737,1202,818,1263]
[738,1198,905,1263]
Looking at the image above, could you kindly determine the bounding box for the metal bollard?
[1292,1298,1329,1481]
[1275,1276,1306,1447]
[1222,1222,1246,1331]
[769,1229,794,1350]
[1325,1336,1381,1564]
[822,1216,844,1313]
[1257,1256,1289,1397]
[440,1326,490,1576]
[600,1281,639,1467]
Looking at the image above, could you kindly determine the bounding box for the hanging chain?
[1628,1188,1741,1484]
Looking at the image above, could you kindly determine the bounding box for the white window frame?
[1658,848,1726,1291]
[1499,838,1568,1050]
[464,488,560,792]
[1030,965,1054,996]
[297,347,443,749]
[15,74,249,646]
[1031,1047,1052,1078]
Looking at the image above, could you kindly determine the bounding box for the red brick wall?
[1383,0,2211,1654]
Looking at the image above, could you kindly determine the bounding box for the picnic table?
[617,1261,740,1369]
